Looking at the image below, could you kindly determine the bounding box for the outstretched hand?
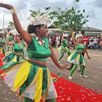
[87,56,91,60]
[0,3,14,10]
[59,63,69,69]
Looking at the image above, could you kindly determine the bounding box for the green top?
[21,40,25,47]
[76,44,85,53]
[13,42,24,52]
[9,35,13,41]
[27,37,51,61]
[0,37,5,48]
[61,39,68,47]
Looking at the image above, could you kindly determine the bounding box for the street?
[0,49,102,102]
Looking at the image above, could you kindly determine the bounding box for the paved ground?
[48,49,102,94]
[0,49,102,102]
[0,78,21,102]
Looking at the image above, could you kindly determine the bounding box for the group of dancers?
[0,3,101,102]
[58,31,91,80]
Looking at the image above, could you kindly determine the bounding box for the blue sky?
[0,0,102,30]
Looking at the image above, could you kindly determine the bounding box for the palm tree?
[29,10,45,18]
[7,21,15,31]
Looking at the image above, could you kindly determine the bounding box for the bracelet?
[10,8,16,14]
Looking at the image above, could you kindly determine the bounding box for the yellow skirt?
[1,60,57,102]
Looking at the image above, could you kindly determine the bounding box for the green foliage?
[29,5,89,31]
[29,10,44,18]
[50,7,89,31]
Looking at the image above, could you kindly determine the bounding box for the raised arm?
[71,31,76,45]
[0,3,32,44]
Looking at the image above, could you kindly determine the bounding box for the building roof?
[82,27,102,32]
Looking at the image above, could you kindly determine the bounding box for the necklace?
[35,36,45,46]
[31,33,47,47]
[38,39,45,45]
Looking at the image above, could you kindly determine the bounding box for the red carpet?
[0,53,102,102]
[0,53,5,74]
[40,73,102,102]
[52,74,102,102]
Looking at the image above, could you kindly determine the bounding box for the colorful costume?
[0,53,5,74]
[9,34,13,41]
[3,41,24,63]
[58,39,71,61]
[0,37,57,102]
[7,34,14,51]
[67,44,86,78]
[0,37,5,54]
[0,38,5,74]
[0,37,102,102]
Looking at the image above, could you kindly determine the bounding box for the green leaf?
[75,0,79,2]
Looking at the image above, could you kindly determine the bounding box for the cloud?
[0,0,102,29]
[1,0,74,12]
[29,0,50,10]
[79,0,102,8]
[50,0,73,10]
[28,0,74,10]
[14,0,28,11]
[0,0,28,12]
[87,9,96,19]
[94,0,102,8]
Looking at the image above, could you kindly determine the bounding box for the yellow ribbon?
[76,54,80,63]
[12,61,31,91]
[11,56,17,62]
[0,48,3,53]
[67,52,75,60]
[34,67,43,102]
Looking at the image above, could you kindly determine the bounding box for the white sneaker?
[80,75,88,78]
[68,76,72,80]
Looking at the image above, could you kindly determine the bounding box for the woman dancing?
[58,34,71,61]
[0,3,68,102]
[67,31,91,80]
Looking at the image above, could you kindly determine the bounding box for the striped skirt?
[0,60,57,102]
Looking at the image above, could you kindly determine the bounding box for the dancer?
[58,34,71,61]
[3,34,25,63]
[0,34,6,54]
[0,34,5,69]
[67,31,91,80]
[6,32,14,51]
[0,3,68,102]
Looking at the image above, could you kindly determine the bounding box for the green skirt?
[0,60,57,102]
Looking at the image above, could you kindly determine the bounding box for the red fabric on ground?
[52,74,102,102]
[1,53,102,102]
[0,53,5,74]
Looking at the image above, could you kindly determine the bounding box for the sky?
[0,0,102,30]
